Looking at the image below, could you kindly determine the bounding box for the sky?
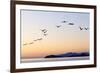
[20,9,90,59]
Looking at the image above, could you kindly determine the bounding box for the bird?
[43,34,48,36]
[23,43,27,46]
[37,38,43,40]
[85,27,89,30]
[29,42,34,44]
[41,29,47,33]
[34,39,38,41]
[56,25,61,28]
[68,23,74,25]
[43,31,47,33]
[79,27,83,30]
[62,20,67,23]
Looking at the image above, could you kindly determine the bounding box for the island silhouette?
[45,52,89,58]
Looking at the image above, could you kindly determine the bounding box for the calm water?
[21,56,89,63]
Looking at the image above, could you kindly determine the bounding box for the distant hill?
[45,52,89,58]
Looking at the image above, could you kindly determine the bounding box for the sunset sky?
[21,9,90,59]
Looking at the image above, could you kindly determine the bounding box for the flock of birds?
[23,29,48,46]
[23,20,89,46]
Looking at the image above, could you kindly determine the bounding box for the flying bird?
[85,27,89,30]
[56,25,61,28]
[62,20,67,23]
[23,43,27,46]
[29,42,34,44]
[68,23,74,25]
[41,29,47,33]
[43,34,48,36]
[34,39,38,41]
[79,27,83,30]
[37,38,43,40]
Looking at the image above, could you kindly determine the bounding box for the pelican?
[85,28,89,30]
[41,29,47,33]
[23,43,27,46]
[34,39,38,41]
[62,20,67,23]
[68,23,74,25]
[79,27,83,30]
[56,25,61,28]
[29,42,33,44]
[43,34,48,36]
[37,38,43,40]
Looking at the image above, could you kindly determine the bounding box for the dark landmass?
[45,52,89,58]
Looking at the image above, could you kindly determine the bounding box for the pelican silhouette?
[43,34,48,36]
[23,43,27,46]
[68,23,74,25]
[56,25,61,28]
[62,21,67,23]
[34,39,38,41]
[41,29,47,33]
[37,38,43,40]
[79,27,83,30]
[85,28,89,30]
[29,42,33,44]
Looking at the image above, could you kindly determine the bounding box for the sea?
[21,56,89,63]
